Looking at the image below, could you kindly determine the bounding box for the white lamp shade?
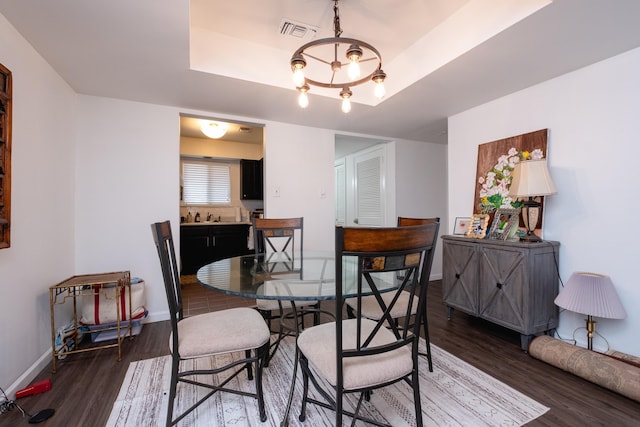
[509,159,557,197]
[554,272,627,319]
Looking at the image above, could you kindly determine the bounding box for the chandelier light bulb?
[292,68,305,88]
[374,81,386,99]
[341,97,351,113]
[297,84,310,108]
[348,60,361,81]
[298,92,309,108]
[346,44,362,81]
[340,87,352,113]
[372,68,387,99]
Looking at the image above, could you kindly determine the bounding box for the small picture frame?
[466,214,490,239]
[453,217,471,235]
[488,208,521,240]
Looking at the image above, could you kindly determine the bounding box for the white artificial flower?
[531,149,543,160]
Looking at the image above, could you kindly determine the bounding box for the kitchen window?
[182,160,231,204]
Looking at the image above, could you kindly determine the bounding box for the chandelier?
[290,0,386,113]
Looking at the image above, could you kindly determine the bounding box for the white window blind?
[182,160,231,204]
[356,155,382,222]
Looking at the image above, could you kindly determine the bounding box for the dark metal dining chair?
[297,223,439,426]
[346,216,440,371]
[151,220,270,426]
[252,217,320,361]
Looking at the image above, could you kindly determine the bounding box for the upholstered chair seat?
[298,318,412,390]
[170,308,270,358]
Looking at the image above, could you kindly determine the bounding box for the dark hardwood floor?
[3,280,639,426]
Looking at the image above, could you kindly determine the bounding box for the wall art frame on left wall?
[0,62,12,249]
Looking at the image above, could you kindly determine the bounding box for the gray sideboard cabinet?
[441,235,560,350]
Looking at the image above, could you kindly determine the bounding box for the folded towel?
[248,226,254,250]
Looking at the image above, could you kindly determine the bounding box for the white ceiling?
[2,0,640,144]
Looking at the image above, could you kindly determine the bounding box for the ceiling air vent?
[279,18,318,41]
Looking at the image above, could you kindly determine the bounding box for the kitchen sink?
[181,221,251,226]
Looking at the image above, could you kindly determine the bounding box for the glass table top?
[196,251,397,300]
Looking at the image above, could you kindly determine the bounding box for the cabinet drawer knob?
[455,273,461,279]
[496,282,503,289]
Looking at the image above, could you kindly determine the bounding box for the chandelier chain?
[333,1,343,37]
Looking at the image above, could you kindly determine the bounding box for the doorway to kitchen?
[178,113,265,280]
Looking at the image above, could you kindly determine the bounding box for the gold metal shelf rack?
[49,271,132,373]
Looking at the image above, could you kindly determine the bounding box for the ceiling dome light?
[200,121,228,139]
[290,0,386,113]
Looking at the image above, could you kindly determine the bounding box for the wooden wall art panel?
[473,129,548,237]
[0,63,12,248]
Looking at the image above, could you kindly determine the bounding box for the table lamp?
[554,272,627,350]
[508,159,557,241]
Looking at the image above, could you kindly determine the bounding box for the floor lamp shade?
[554,272,627,319]
[554,272,626,351]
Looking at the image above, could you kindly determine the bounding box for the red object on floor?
[15,379,51,399]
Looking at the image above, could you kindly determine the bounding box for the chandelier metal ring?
[291,37,383,89]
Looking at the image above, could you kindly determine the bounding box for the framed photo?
[453,217,471,235]
[488,208,520,240]
[466,214,490,239]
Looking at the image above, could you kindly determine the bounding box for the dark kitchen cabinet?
[180,224,251,274]
[240,159,263,200]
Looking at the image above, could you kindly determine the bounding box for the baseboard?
[6,349,51,399]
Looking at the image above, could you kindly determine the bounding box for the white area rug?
[107,337,548,426]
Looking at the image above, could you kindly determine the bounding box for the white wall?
[448,47,640,356]
[0,13,76,392]
[74,96,179,324]
[262,123,336,251]
[396,139,448,279]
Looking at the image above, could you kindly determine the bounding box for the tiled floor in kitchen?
[180,275,255,317]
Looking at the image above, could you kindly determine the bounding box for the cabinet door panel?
[529,250,560,332]
[479,247,526,331]
[241,159,263,200]
[211,225,250,261]
[442,241,478,315]
[180,232,210,274]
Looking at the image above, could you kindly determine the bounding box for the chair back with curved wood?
[397,216,440,227]
[297,223,440,426]
[345,216,441,371]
